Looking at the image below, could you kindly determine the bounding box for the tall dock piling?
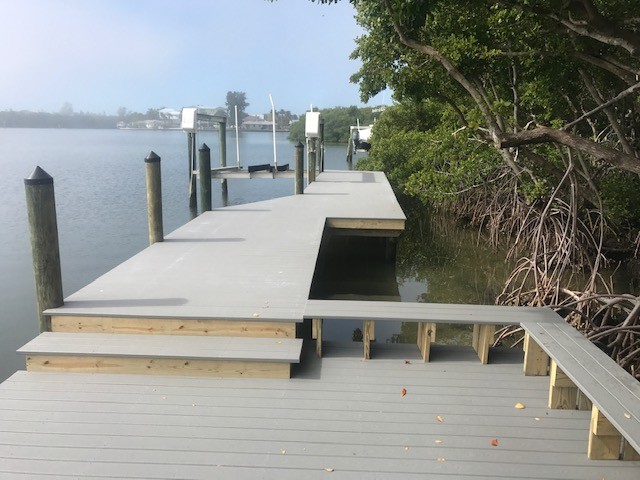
[144,151,164,245]
[218,119,228,197]
[295,142,304,194]
[24,166,63,333]
[199,143,212,212]
[319,118,325,172]
[308,140,317,184]
[188,132,197,213]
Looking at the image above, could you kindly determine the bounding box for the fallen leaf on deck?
[401,388,407,397]
[324,468,334,472]
[436,457,446,462]
[253,313,260,317]
[534,417,541,421]
[624,412,632,419]
[437,415,445,423]
[514,402,526,409]
[435,439,443,444]
[404,446,409,452]
[404,360,411,364]
[490,439,499,447]
[280,449,286,455]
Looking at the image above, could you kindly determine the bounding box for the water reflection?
[311,195,514,346]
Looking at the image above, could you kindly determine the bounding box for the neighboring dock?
[1,170,639,478]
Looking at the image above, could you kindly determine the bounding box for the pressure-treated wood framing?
[589,405,622,460]
[471,324,495,364]
[363,320,374,360]
[417,322,435,361]
[52,315,296,338]
[523,332,549,375]
[25,355,291,379]
[521,320,640,460]
[549,360,579,409]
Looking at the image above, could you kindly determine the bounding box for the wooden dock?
[2,170,639,478]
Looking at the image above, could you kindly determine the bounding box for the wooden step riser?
[52,315,295,338]
[25,355,290,379]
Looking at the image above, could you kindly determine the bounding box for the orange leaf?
[436,415,444,423]
[401,388,407,397]
[490,439,499,447]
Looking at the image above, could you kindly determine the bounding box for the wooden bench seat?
[304,299,562,362]
[521,320,640,460]
[18,332,302,379]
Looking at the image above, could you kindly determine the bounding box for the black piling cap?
[24,166,53,186]
[199,143,210,152]
[145,151,161,163]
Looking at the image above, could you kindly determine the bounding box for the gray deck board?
[43,171,406,323]
[1,344,638,479]
[304,299,562,324]
[522,321,640,453]
[18,332,302,363]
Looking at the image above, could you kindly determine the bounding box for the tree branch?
[562,81,640,131]
[499,126,640,174]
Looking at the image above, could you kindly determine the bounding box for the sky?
[0,0,389,116]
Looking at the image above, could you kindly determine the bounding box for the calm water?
[0,128,507,381]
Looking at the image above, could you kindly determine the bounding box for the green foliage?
[599,171,640,228]
[358,103,501,201]
[226,91,249,125]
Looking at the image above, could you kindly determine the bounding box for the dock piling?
[144,151,164,245]
[199,143,212,212]
[218,119,228,197]
[295,142,304,194]
[188,132,197,213]
[308,140,317,184]
[319,118,325,172]
[24,166,63,333]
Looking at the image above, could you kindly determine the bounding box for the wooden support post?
[588,405,622,459]
[218,119,228,197]
[313,319,323,358]
[523,332,549,376]
[577,391,593,411]
[622,440,640,460]
[548,360,578,409]
[144,151,163,245]
[363,320,374,359]
[24,167,64,333]
[188,132,197,212]
[308,140,316,184]
[472,324,495,364]
[418,322,435,362]
[294,142,304,194]
[198,143,212,212]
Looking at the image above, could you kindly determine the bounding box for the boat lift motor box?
[181,107,197,132]
[305,112,321,138]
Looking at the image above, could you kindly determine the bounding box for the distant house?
[242,115,272,131]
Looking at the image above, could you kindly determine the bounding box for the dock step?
[18,332,302,379]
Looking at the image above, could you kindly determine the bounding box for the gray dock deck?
[1,343,639,479]
[45,171,405,323]
[4,170,639,477]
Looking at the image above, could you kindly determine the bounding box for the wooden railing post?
[24,166,63,333]
[295,142,304,194]
[145,151,163,245]
[199,143,212,212]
